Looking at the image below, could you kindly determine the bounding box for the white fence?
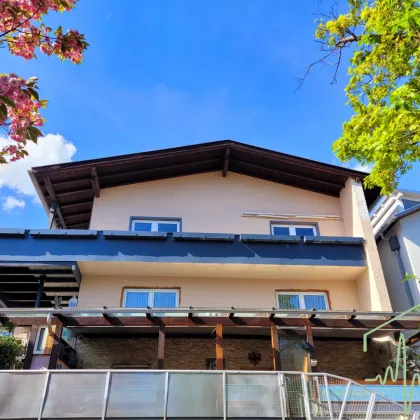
[0,370,415,420]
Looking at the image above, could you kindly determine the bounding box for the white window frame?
[271,224,317,236]
[276,292,329,310]
[130,219,180,232]
[33,326,48,354]
[123,289,180,308]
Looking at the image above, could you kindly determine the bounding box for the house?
[0,140,418,418]
[371,189,420,311]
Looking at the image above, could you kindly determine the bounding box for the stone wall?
[75,335,386,378]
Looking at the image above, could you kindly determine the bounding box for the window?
[130,219,180,233]
[276,292,329,310]
[271,224,317,236]
[34,326,48,354]
[123,289,179,308]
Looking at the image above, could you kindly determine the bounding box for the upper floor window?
[34,326,48,354]
[276,292,329,310]
[130,218,180,233]
[271,224,317,237]
[123,289,179,308]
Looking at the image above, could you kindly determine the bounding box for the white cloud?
[351,162,373,173]
[0,134,77,207]
[2,196,25,212]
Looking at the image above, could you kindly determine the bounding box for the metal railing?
[0,370,416,419]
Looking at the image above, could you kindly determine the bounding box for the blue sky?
[0,0,418,228]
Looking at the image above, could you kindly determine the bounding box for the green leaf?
[0,95,16,108]
[403,273,420,283]
[27,88,39,101]
[0,104,7,121]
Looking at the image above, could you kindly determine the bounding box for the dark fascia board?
[30,229,98,238]
[240,234,301,243]
[31,139,370,178]
[0,228,26,237]
[304,236,365,245]
[103,230,167,240]
[376,203,420,242]
[173,232,234,242]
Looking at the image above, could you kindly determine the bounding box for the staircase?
[0,370,416,419]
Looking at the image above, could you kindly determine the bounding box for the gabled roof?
[29,140,380,229]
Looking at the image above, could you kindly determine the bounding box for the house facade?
[0,141,419,418]
[372,189,420,312]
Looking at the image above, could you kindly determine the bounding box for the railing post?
[337,382,351,420]
[216,324,224,370]
[277,373,286,420]
[222,371,227,420]
[365,393,375,420]
[101,371,111,420]
[163,371,169,420]
[323,374,334,420]
[37,371,50,420]
[301,373,312,420]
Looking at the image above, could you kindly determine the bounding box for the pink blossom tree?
[0,0,88,163]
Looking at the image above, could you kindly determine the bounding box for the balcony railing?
[0,370,415,419]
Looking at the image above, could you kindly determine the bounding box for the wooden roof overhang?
[29,140,381,230]
[2,308,419,334]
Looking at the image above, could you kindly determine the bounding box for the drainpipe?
[389,236,415,308]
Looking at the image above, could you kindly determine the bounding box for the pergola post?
[157,324,165,369]
[215,324,224,370]
[270,325,281,371]
[305,322,316,372]
[23,325,38,370]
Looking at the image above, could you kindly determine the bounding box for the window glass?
[157,223,178,233]
[277,294,300,309]
[272,226,290,236]
[36,328,46,352]
[125,291,149,308]
[133,222,152,232]
[153,292,177,308]
[295,227,316,236]
[304,294,327,310]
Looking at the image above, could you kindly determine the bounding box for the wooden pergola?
[2,307,419,372]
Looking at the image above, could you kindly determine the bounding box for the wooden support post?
[215,324,224,370]
[270,325,281,371]
[35,275,45,308]
[23,325,38,370]
[157,324,165,369]
[48,321,63,369]
[305,322,316,372]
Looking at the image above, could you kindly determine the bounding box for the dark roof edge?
[376,203,420,241]
[30,139,370,179]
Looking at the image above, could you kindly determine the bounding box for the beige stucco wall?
[339,178,391,311]
[78,275,361,310]
[90,172,345,236]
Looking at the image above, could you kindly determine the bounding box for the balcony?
[0,228,366,268]
[0,370,415,419]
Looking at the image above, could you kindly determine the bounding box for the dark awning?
[29,140,380,229]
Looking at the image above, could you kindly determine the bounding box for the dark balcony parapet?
[0,229,367,268]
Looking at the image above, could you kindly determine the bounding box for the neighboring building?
[371,189,420,311]
[0,141,418,418]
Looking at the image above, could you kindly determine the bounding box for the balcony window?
[123,289,179,308]
[276,292,328,310]
[271,224,317,236]
[130,218,180,233]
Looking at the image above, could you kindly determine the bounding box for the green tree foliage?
[313,0,420,194]
[0,335,24,369]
